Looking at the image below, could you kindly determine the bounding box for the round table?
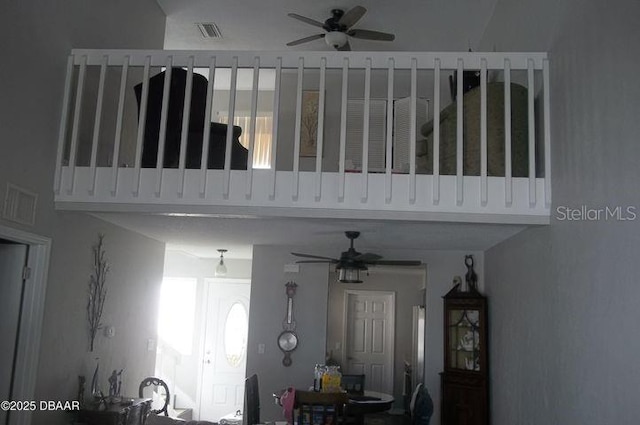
[347,391,394,423]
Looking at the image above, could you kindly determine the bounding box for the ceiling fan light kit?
[292,231,421,284]
[286,6,395,51]
[337,265,366,284]
[324,31,348,49]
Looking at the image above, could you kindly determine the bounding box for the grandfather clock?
[440,283,488,425]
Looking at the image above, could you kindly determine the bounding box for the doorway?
[154,274,251,422]
[342,290,395,395]
[0,239,28,425]
[197,279,250,421]
[0,224,51,425]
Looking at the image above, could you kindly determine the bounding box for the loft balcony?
[53,49,551,224]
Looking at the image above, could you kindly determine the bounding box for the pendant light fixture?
[215,249,228,276]
[336,263,367,283]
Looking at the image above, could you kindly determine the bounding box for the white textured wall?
[0,2,166,424]
[247,245,482,424]
[0,0,165,236]
[246,245,331,421]
[33,212,165,424]
[481,0,640,423]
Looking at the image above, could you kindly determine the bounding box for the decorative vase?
[90,357,100,399]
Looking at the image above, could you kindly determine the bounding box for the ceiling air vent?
[3,183,37,227]
[196,22,223,39]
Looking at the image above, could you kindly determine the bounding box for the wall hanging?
[278,282,298,366]
[87,234,109,351]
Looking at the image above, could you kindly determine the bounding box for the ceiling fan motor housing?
[324,9,346,31]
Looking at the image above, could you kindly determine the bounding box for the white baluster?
[89,55,108,196]
[54,55,74,195]
[200,56,216,197]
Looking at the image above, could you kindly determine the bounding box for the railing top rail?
[69,49,548,69]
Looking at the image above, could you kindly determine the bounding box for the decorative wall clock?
[278,282,298,366]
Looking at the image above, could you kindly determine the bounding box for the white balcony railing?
[53,49,551,224]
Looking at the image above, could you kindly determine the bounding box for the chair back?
[133,68,247,170]
[139,377,170,416]
[294,390,349,425]
[133,68,209,168]
[340,375,365,395]
[410,383,433,425]
[244,374,260,425]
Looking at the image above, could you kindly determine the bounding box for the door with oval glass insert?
[198,280,250,421]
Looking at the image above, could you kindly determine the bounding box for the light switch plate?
[284,264,299,273]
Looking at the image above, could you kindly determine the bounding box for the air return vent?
[196,22,223,39]
[3,183,37,226]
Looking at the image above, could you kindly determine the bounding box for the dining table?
[347,390,394,413]
[273,388,394,425]
[346,391,394,425]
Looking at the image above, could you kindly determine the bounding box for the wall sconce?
[215,249,228,276]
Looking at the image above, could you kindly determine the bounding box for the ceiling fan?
[286,6,395,51]
[291,231,421,283]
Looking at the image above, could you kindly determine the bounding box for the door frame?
[341,290,395,394]
[0,224,51,425]
[196,277,251,420]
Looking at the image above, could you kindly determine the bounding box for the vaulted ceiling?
[100,0,524,258]
[157,0,500,51]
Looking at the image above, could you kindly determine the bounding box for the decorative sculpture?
[465,255,478,291]
[90,357,100,399]
[116,369,124,397]
[108,370,118,397]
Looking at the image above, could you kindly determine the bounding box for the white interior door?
[343,290,395,394]
[198,280,250,421]
[0,242,28,425]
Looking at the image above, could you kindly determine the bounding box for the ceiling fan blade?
[286,33,325,47]
[295,260,338,264]
[291,252,337,261]
[337,40,351,51]
[348,29,395,41]
[287,13,325,28]
[339,6,367,29]
[355,252,383,262]
[371,260,422,266]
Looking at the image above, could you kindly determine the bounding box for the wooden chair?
[340,374,365,395]
[295,390,349,425]
[244,374,260,425]
[139,376,170,416]
[410,383,433,425]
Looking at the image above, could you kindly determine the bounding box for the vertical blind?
[219,115,273,169]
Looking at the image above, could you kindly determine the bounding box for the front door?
[198,280,250,421]
[343,290,395,394]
